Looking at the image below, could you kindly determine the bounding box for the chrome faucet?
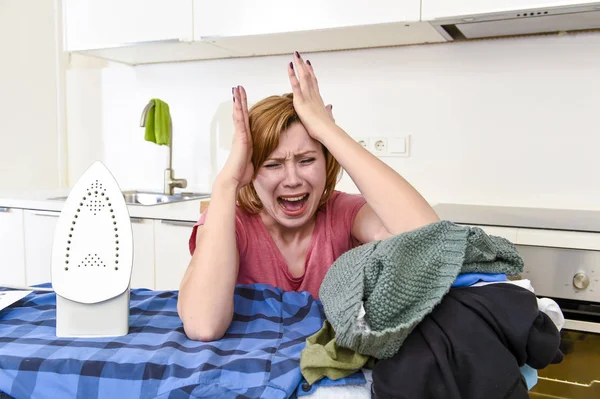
[140,101,187,195]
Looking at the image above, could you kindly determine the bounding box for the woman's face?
[254,122,327,230]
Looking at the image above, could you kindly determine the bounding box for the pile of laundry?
[299,220,565,399]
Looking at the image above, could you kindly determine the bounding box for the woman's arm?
[318,124,438,238]
[178,180,239,341]
[287,53,439,240]
[177,86,254,341]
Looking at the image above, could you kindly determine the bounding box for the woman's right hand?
[218,85,254,190]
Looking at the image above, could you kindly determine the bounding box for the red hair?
[237,93,342,214]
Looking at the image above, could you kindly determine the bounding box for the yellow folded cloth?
[300,320,374,385]
[144,99,171,146]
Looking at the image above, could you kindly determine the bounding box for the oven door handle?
[563,318,600,334]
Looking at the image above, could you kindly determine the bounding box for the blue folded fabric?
[520,364,538,389]
[296,370,367,396]
[452,273,507,287]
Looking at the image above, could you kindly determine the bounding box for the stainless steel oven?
[433,204,600,399]
[517,238,600,398]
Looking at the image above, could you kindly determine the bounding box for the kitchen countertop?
[433,203,600,233]
[3,189,600,231]
[0,188,210,222]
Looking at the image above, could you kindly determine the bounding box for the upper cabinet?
[61,0,447,65]
[194,0,420,38]
[193,0,445,57]
[422,0,600,20]
[62,0,600,65]
[62,0,234,65]
[63,0,193,51]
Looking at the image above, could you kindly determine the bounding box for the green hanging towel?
[144,98,171,146]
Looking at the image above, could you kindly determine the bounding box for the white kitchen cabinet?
[422,0,600,20]
[62,0,237,65]
[1,0,64,191]
[194,0,446,57]
[194,0,420,38]
[62,0,446,64]
[154,219,195,291]
[130,217,156,290]
[0,208,26,287]
[23,210,60,286]
[63,0,194,51]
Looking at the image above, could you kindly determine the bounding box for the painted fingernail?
[232,87,235,95]
[233,96,235,102]
[306,60,311,66]
[289,62,293,70]
[295,51,300,58]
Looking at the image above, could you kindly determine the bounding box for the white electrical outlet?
[354,137,368,149]
[369,137,387,156]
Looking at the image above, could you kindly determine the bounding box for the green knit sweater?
[318,220,524,359]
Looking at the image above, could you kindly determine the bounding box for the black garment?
[371,283,563,399]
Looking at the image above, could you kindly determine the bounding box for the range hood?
[429,3,600,40]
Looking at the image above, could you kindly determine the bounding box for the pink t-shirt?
[188,190,366,299]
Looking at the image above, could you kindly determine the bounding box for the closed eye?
[264,163,280,168]
[300,158,315,165]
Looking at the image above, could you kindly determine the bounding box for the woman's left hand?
[288,52,335,141]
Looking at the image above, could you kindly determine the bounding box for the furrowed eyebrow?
[266,151,317,162]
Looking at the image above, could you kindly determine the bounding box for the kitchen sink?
[120,190,211,205]
[48,190,210,206]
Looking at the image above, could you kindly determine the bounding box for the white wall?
[0,0,66,191]
[67,30,600,210]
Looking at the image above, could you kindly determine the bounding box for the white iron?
[51,161,133,338]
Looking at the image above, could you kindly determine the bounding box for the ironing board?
[0,283,370,399]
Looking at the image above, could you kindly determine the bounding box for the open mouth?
[277,194,309,216]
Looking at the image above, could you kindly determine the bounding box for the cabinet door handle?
[160,220,196,227]
[30,210,60,217]
[29,211,145,222]
[0,207,10,213]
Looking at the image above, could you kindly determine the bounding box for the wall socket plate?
[353,135,410,157]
